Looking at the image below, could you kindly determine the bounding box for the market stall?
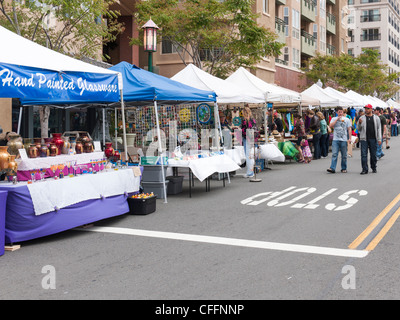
[108,62,218,202]
[0,27,145,245]
[1,168,141,244]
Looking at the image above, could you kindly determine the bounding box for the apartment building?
[108,0,348,93]
[347,0,400,101]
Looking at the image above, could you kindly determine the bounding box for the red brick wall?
[274,65,308,92]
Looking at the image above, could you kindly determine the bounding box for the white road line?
[76,226,369,258]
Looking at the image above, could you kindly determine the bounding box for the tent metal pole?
[120,90,128,161]
[154,100,168,203]
[102,107,106,148]
[114,107,118,150]
[17,106,23,135]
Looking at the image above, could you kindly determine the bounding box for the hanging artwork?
[179,108,191,123]
[196,103,212,125]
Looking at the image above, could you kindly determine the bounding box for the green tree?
[0,0,123,138]
[302,49,399,100]
[131,0,284,78]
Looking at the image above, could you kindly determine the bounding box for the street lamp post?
[142,19,159,73]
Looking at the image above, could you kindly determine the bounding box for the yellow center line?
[366,207,400,251]
[349,193,400,250]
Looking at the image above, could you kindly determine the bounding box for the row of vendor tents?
[0,24,398,202]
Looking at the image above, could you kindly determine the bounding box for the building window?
[320,26,326,51]
[313,23,318,49]
[263,0,268,14]
[284,7,290,37]
[292,48,300,69]
[360,28,380,41]
[292,9,300,39]
[162,39,182,54]
[361,9,381,22]
[284,46,289,62]
[320,0,326,18]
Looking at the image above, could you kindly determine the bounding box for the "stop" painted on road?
[240,187,368,211]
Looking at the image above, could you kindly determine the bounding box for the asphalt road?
[2,135,400,303]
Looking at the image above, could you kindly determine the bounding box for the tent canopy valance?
[0,26,121,105]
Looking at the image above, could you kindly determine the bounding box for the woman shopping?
[241,107,257,178]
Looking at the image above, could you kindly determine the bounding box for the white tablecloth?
[258,144,285,162]
[223,146,246,165]
[17,151,105,171]
[168,154,240,182]
[27,168,140,216]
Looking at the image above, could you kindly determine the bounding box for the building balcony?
[301,30,316,57]
[275,17,287,44]
[275,58,288,66]
[327,44,336,55]
[360,33,381,41]
[301,0,316,22]
[360,14,381,22]
[327,12,336,35]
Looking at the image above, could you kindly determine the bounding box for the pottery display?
[33,138,42,150]
[52,133,64,155]
[62,136,70,154]
[75,141,83,154]
[7,134,24,156]
[28,144,38,158]
[39,143,49,157]
[0,146,10,170]
[7,155,18,174]
[104,142,114,159]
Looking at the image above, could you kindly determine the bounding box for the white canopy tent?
[323,87,361,107]
[225,67,302,105]
[171,64,265,104]
[387,99,400,109]
[367,96,389,109]
[0,26,130,158]
[344,90,377,108]
[301,84,340,107]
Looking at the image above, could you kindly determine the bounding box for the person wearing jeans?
[356,104,382,174]
[327,106,352,174]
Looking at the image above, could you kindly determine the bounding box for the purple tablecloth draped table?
[0,168,142,244]
[0,190,8,256]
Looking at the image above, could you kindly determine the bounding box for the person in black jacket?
[306,109,321,159]
[273,112,284,135]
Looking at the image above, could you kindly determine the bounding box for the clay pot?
[75,141,83,154]
[33,138,42,150]
[39,143,49,157]
[84,141,93,153]
[52,133,63,155]
[28,144,38,158]
[0,146,10,170]
[49,143,58,157]
[62,136,70,154]
[7,134,24,156]
[7,155,18,173]
[104,142,114,159]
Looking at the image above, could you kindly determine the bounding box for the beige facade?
[347,0,400,101]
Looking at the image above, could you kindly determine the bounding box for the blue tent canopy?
[109,61,216,105]
[0,26,120,105]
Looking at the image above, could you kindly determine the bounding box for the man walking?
[357,104,382,174]
[327,106,352,173]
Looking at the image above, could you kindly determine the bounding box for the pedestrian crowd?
[295,104,398,175]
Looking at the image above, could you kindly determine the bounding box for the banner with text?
[0,62,120,105]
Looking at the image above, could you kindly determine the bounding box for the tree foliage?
[0,0,123,60]
[302,49,399,100]
[131,0,284,78]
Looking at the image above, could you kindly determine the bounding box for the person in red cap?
[356,104,382,174]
